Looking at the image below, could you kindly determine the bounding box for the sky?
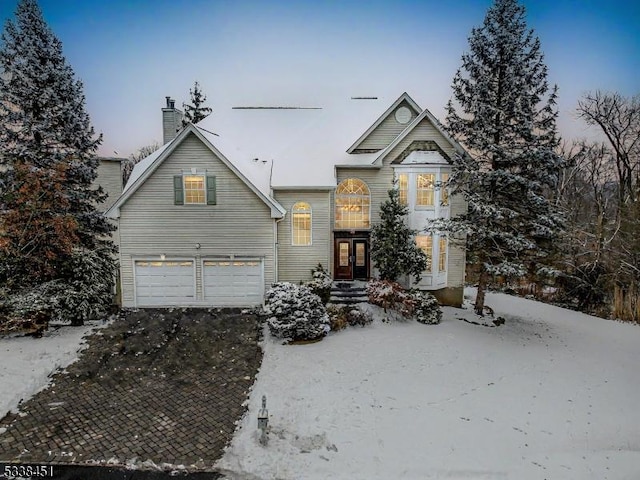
[0,0,638,158]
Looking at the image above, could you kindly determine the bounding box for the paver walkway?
[0,308,263,472]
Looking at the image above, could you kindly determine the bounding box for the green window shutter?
[173,176,184,205]
[206,175,217,205]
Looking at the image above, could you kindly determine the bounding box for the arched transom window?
[335,178,371,229]
[292,201,312,245]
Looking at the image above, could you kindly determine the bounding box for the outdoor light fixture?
[257,395,269,446]
[195,243,201,249]
[160,254,166,260]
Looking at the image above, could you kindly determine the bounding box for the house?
[106,93,466,308]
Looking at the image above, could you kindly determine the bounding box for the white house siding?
[354,100,418,152]
[274,190,331,283]
[118,133,275,307]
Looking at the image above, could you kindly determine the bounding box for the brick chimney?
[162,96,184,144]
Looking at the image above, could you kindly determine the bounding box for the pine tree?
[0,0,116,323]
[427,0,564,314]
[371,185,429,283]
[182,81,212,126]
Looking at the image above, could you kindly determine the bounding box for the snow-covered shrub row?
[263,282,330,341]
[366,279,442,324]
[305,263,332,305]
[327,305,373,332]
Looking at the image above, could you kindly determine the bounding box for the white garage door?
[135,260,195,306]
[203,260,263,306]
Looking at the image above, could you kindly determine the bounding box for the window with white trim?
[335,178,371,229]
[415,235,432,272]
[438,237,447,271]
[440,173,449,206]
[292,201,312,246]
[416,173,435,207]
[397,173,408,206]
[184,175,205,204]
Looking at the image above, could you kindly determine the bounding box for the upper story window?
[292,201,312,246]
[335,178,371,229]
[173,174,216,205]
[440,173,449,206]
[184,175,205,204]
[397,173,408,206]
[416,173,435,207]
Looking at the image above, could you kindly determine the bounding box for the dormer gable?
[346,92,421,154]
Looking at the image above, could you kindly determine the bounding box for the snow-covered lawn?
[0,320,107,422]
[218,289,640,480]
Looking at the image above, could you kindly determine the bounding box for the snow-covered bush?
[366,280,414,317]
[367,280,442,325]
[51,247,115,325]
[305,263,332,305]
[327,304,373,331]
[411,290,442,325]
[264,282,330,341]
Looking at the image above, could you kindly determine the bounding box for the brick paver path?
[0,309,263,470]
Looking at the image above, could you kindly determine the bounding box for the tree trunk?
[475,268,489,315]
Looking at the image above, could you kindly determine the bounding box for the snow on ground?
[0,320,108,421]
[218,288,640,480]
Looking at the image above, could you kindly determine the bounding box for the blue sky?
[1,0,638,157]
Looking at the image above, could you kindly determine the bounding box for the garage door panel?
[203,260,263,306]
[134,260,195,306]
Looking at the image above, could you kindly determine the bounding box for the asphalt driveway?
[0,308,263,473]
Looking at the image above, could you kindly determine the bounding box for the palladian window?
[292,201,312,245]
[335,178,371,229]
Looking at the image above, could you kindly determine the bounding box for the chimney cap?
[166,96,176,108]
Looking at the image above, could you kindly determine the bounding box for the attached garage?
[134,260,195,306]
[203,259,263,307]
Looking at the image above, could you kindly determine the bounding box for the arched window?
[335,178,371,229]
[292,201,312,245]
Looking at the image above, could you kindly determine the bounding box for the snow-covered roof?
[196,94,414,189]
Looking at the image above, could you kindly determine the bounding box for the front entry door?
[334,240,352,280]
[353,239,368,279]
[334,238,368,280]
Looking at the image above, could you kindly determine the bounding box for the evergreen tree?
[0,0,116,323]
[182,81,212,126]
[427,0,564,314]
[371,185,429,283]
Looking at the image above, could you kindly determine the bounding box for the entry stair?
[329,281,369,306]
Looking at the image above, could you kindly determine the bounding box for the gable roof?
[105,125,286,219]
[346,92,421,154]
[372,106,467,165]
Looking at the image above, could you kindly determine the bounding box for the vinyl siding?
[95,160,123,212]
[118,133,274,307]
[274,190,331,283]
[355,100,418,152]
[382,117,457,163]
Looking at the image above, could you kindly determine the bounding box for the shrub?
[264,282,330,341]
[411,290,442,325]
[327,304,373,331]
[52,247,116,325]
[366,279,442,324]
[366,279,414,317]
[305,263,332,305]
